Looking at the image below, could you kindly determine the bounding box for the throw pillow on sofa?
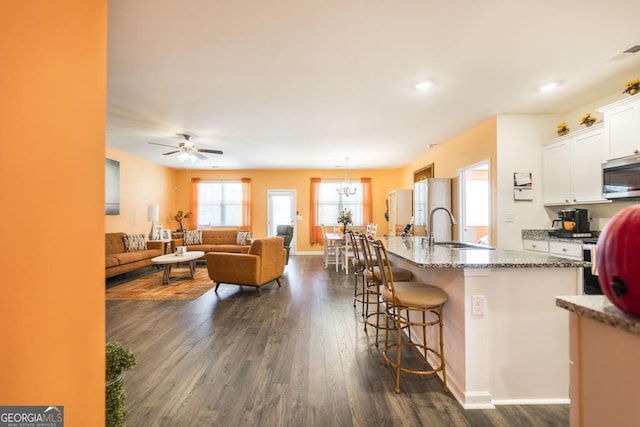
[123,234,147,252]
[236,231,252,245]
[183,230,203,245]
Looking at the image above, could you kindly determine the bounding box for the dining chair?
[321,224,339,270]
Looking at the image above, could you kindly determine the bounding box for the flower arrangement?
[556,122,570,136]
[579,113,597,127]
[174,210,192,231]
[623,79,640,96]
[337,209,353,225]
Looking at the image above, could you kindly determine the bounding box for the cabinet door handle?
[635,149,640,154]
[562,248,567,251]
[565,199,569,203]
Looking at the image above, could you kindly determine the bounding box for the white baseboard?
[491,398,570,406]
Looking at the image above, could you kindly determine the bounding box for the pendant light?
[337,157,357,197]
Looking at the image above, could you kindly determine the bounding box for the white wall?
[496,114,560,249]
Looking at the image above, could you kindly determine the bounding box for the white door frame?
[458,159,491,245]
[267,189,297,254]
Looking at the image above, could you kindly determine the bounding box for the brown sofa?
[171,228,251,254]
[206,237,285,296]
[105,233,164,278]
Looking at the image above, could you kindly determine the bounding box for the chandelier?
[337,157,357,197]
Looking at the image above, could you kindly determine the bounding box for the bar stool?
[360,236,412,346]
[347,230,365,308]
[370,239,448,394]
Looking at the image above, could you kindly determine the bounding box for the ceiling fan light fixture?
[177,152,190,162]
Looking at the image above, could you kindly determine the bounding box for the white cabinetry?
[388,189,412,236]
[597,94,640,160]
[522,239,549,253]
[523,239,582,261]
[542,123,608,206]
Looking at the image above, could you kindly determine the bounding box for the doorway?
[267,189,296,254]
[458,160,491,245]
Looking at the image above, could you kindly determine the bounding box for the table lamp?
[147,204,159,240]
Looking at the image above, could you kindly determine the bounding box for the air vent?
[610,44,640,61]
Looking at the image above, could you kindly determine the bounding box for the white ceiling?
[106,0,640,170]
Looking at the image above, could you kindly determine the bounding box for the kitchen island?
[382,236,588,409]
[556,296,640,427]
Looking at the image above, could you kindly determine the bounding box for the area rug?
[106,267,214,301]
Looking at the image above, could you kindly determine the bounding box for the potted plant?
[174,210,192,232]
[337,209,353,234]
[106,342,137,427]
[556,122,570,136]
[623,78,640,96]
[579,113,597,127]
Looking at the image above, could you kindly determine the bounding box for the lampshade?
[147,204,159,222]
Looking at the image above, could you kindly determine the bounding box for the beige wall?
[0,1,107,424]
[105,147,176,234]
[174,168,403,252]
[399,117,498,244]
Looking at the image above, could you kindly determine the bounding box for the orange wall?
[174,168,404,251]
[105,147,176,234]
[399,117,498,243]
[0,1,107,425]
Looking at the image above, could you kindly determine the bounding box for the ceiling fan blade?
[162,150,180,156]
[193,151,207,160]
[198,149,224,155]
[149,141,179,149]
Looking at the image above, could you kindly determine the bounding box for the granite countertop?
[381,236,590,269]
[556,295,640,335]
[522,229,599,243]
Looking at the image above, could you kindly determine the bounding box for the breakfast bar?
[382,236,588,409]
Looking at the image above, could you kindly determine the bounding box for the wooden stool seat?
[380,282,447,308]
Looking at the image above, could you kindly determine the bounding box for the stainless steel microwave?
[602,154,640,199]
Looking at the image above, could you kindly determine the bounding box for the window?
[197,181,243,226]
[316,181,364,226]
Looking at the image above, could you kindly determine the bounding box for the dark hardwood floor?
[107,256,569,426]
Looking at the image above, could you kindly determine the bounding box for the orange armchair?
[206,236,286,296]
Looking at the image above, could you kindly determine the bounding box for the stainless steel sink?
[433,241,495,250]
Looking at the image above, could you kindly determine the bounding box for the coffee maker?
[551,208,591,237]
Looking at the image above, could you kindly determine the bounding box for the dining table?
[325,232,350,273]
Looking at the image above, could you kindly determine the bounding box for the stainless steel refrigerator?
[413,178,452,241]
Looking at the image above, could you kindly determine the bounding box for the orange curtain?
[188,178,201,230]
[241,178,251,230]
[361,177,372,227]
[309,177,322,244]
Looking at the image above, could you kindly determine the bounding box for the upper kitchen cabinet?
[597,94,640,160]
[542,123,608,206]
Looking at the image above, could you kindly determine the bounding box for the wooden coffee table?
[151,251,205,285]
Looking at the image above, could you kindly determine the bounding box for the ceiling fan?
[148,132,223,162]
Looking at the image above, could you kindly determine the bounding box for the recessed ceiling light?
[414,79,435,91]
[539,82,559,92]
